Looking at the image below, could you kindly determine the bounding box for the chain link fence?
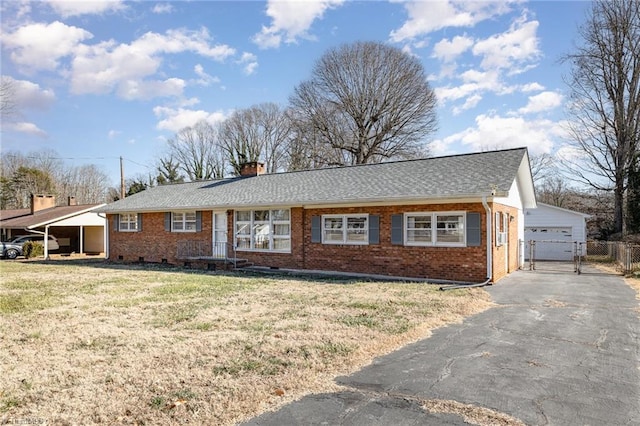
[585,241,640,273]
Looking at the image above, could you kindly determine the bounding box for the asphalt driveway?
[245,263,640,425]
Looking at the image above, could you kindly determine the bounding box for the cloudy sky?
[0,0,591,185]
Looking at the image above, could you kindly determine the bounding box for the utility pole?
[120,156,125,199]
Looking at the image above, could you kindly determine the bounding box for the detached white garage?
[524,203,590,261]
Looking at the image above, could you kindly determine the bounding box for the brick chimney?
[239,161,265,177]
[68,196,77,206]
[31,194,56,214]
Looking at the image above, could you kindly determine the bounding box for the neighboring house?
[96,148,536,283]
[524,203,590,261]
[0,195,107,257]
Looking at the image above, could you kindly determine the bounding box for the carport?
[0,195,106,258]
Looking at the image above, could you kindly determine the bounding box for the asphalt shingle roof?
[97,148,530,213]
[1,204,104,229]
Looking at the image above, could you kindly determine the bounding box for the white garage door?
[524,227,573,261]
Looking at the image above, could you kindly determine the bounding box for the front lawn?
[0,260,492,425]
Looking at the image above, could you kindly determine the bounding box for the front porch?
[175,240,251,270]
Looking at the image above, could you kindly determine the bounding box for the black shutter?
[113,214,119,232]
[196,211,202,232]
[391,214,403,245]
[137,214,143,232]
[466,212,481,247]
[164,212,171,232]
[311,216,321,243]
[368,215,380,244]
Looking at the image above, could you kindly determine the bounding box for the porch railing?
[176,240,238,268]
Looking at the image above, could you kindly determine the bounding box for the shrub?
[23,242,44,259]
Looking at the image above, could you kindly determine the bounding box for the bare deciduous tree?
[562,0,640,234]
[0,75,17,122]
[56,164,111,204]
[537,176,572,208]
[0,150,113,208]
[167,120,225,181]
[220,103,291,175]
[529,153,556,184]
[289,41,437,166]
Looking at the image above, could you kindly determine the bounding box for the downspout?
[440,196,493,291]
[482,195,493,282]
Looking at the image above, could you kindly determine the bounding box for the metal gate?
[527,240,584,274]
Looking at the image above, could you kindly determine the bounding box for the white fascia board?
[27,204,107,229]
[533,202,591,218]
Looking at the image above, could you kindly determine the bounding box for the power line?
[2,153,154,169]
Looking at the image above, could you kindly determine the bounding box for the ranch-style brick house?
[96,148,536,283]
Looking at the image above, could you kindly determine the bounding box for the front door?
[212,211,227,258]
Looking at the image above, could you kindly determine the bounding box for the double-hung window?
[322,214,368,244]
[172,211,197,232]
[235,209,290,251]
[405,212,465,246]
[119,213,138,232]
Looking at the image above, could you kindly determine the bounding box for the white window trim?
[404,211,466,247]
[321,214,369,245]
[119,213,138,232]
[234,209,291,253]
[171,211,197,233]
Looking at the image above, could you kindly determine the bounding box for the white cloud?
[238,52,258,75]
[45,0,126,17]
[108,130,121,139]
[517,91,563,114]
[435,70,500,104]
[472,16,541,72]
[432,35,474,63]
[452,94,482,115]
[117,78,186,100]
[153,106,228,132]
[69,28,235,99]
[152,3,173,14]
[193,64,221,86]
[431,13,542,114]
[390,0,516,42]
[5,121,48,137]
[8,77,56,110]
[520,82,545,92]
[252,0,345,49]
[437,113,563,155]
[1,21,93,72]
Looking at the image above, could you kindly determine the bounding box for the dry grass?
[0,259,492,425]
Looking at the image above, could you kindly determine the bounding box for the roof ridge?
[244,147,530,179]
[143,148,529,187]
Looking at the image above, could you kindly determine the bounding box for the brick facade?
[108,211,212,263]
[108,202,521,282]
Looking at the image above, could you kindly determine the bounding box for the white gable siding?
[494,179,523,209]
[495,180,525,262]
